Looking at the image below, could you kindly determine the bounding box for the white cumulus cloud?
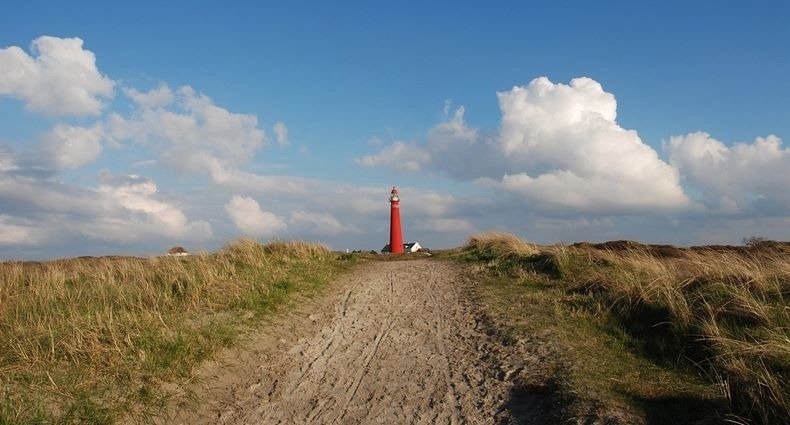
[124,84,173,109]
[360,76,691,214]
[667,132,790,213]
[93,172,213,242]
[290,210,350,236]
[493,77,690,213]
[225,195,287,237]
[356,140,431,172]
[41,123,103,169]
[0,167,213,246]
[109,85,266,178]
[0,36,113,116]
[424,107,501,179]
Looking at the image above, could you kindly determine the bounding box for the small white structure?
[404,242,422,253]
[381,242,422,254]
[166,246,189,256]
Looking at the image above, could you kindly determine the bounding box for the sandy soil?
[169,259,535,424]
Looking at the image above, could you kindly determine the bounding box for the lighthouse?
[389,186,404,254]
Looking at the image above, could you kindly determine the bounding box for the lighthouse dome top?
[391,186,398,194]
[390,186,399,202]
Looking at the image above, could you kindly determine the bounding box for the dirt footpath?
[171,259,533,424]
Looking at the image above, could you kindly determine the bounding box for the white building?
[404,242,422,253]
[381,242,422,253]
[166,246,189,256]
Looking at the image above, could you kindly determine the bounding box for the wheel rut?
[169,259,525,424]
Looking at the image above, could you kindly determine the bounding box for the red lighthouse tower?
[389,186,404,254]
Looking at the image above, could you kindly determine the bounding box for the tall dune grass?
[463,233,789,424]
[466,232,541,258]
[0,239,337,423]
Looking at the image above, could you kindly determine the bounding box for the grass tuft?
[466,232,541,260]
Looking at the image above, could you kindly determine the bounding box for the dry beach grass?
[460,232,789,424]
[0,239,341,423]
[1,233,787,424]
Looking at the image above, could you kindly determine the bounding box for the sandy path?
[170,259,527,424]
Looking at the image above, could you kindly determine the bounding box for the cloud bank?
[0,35,788,258]
[109,85,266,176]
[667,132,790,214]
[360,77,692,214]
[41,124,104,169]
[360,77,789,220]
[225,195,287,237]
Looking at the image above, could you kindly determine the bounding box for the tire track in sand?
[170,259,518,424]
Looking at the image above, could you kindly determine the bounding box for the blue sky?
[1,1,789,258]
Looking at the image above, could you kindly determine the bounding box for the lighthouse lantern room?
[389,186,404,254]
